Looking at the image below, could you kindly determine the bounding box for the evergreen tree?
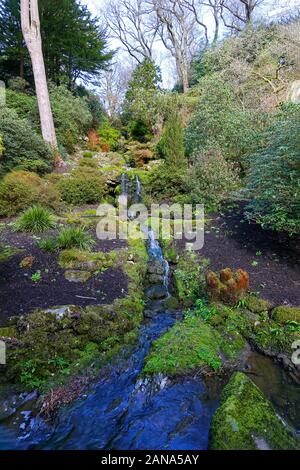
[157,112,185,167]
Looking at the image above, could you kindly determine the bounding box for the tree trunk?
[20,0,57,148]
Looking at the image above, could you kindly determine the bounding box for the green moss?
[174,252,210,306]
[244,295,270,313]
[144,317,222,376]
[272,306,300,324]
[0,246,23,263]
[164,296,179,310]
[58,248,116,271]
[210,372,300,450]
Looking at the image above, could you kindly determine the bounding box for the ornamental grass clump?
[14,205,56,233]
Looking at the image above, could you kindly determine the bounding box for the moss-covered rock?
[164,296,179,310]
[244,295,270,313]
[210,372,300,450]
[143,310,246,377]
[144,317,222,376]
[272,306,300,324]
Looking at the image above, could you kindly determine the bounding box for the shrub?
[98,120,121,151]
[156,112,185,166]
[87,130,100,151]
[49,86,93,153]
[0,171,61,216]
[83,151,94,159]
[0,107,52,175]
[175,252,210,306]
[145,163,186,202]
[79,159,98,169]
[14,205,56,233]
[38,237,58,252]
[57,168,106,205]
[185,75,258,165]
[57,226,95,251]
[183,146,240,210]
[245,104,300,235]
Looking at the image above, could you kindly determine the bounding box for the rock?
[209,372,300,450]
[148,273,165,284]
[146,284,168,300]
[147,260,165,275]
[244,296,270,313]
[287,80,300,103]
[164,296,179,310]
[65,270,91,283]
[272,306,300,324]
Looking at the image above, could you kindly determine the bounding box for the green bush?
[246,104,300,235]
[156,112,185,167]
[183,146,240,210]
[0,171,61,216]
[49,86,93,153]
[79,158,98,169]
[98,120,121,150]
[83,151,94,158]
[5,89,36,122]
[185,75,258,165]
[57,226,95,251]
[14,205,56,233]
[0,107,53,175]
[57,168,106,205]
[145,163,186,202]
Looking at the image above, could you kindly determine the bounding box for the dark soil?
[0,227,128,326]
[178,203,300,306]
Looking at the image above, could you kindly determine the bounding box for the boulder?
[65,270,91,283]
[147,259,165,275]
[146,284,168,300]
[209,372,300,450]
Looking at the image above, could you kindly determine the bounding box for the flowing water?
[0,175,299,450]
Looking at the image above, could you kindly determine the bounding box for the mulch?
[0,227,128,326]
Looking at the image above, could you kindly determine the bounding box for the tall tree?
[105,0,159,63]
[151,0,198,92]
[20,0,57,147]
[0,0,112,86]
[220,0,265,32]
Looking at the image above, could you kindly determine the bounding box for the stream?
[0,174,299,450]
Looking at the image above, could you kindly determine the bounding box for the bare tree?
[105,0,159,63]
[183,0,223,45]
[151,0,202,92]
[20,0,57,147]
[100,63,132,119]
[220,0,265,32]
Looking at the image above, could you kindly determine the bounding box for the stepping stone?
[65,270,91,283]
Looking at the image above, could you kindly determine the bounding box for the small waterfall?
[148,229,170,296]
[121,173,170,296]
[135,175,142,202]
